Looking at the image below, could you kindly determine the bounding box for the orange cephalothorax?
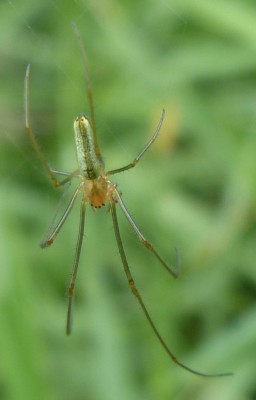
[87,176,109,208]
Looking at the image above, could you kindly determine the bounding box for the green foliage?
[1,0,256,399]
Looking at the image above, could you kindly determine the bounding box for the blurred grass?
[1,0,256,399]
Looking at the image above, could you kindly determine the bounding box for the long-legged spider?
[24,24,232,377]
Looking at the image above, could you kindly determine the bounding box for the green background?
[1,1,256,399]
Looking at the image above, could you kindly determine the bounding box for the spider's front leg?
[66,199,86,335]
[110,199,233,377]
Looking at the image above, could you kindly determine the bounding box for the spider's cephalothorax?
[84,176,116,209]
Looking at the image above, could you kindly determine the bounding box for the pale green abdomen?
[74,114,103,180]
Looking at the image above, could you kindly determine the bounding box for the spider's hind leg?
[106,109,166,176]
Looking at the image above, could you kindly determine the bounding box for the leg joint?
[68,283,74,297]
[129,278,138,296]
[142,239,153,250]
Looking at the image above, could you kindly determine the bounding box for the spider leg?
[110,200,233,377]
[72,23,101,159]
[50,168,81,178]
[66,200,86,335]
[106,109,165,176]
[25,65,61,187]
[41,183,83,248]
[25,64,78,188]
[54,169,81,186]
[114,188,179,278]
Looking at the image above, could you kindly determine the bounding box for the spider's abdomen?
[74,114,104,180]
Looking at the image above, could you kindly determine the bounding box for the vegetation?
[1,1,256,399]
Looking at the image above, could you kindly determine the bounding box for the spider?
[24,24,232,378]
